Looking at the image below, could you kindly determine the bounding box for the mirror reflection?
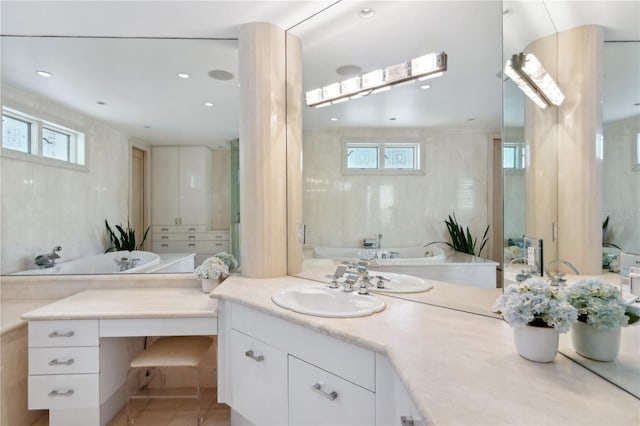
[1,37,239,275]
[289,1,503,307]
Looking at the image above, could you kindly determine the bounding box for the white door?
[179,147,210,225]
[151,147,180,225]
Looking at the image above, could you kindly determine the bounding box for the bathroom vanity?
[21,288,217,426]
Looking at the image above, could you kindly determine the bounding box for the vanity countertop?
[21,287,217,321]
[211,275,640,426]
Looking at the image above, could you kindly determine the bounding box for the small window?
[343,138,422,175]
[503,143,524,169]
[2,107,86,168]
[2,114,32,154]
[634,133,640,171]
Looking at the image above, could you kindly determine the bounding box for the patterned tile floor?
[31,389,230,426]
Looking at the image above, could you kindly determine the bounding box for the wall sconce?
[504,52,564,109]
[305,52,447,108]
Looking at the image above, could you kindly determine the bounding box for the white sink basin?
[272,285,385,318]
[368,272,434,293]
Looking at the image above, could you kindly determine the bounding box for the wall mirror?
[1,36,239,275]
[287,0,504,313]
[502,0,639,398]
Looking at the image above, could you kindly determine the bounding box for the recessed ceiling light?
[420,84,431,90]
[467,118,476,121]
[144,125,152,129]
[330,117,338,121]
[634,102,640,106]
[36,70,53,78]
[204,102,214,107]
[503,9,513,17]
[177,73,190,79]
[359,8,375,19]
[336,65,362,76]
[208,70,234,81]
[96,101,107,106]
[389,117,397,121]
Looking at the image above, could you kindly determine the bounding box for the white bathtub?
[313,246,446,265]
[311,245,498,288]
[12,251,161,275]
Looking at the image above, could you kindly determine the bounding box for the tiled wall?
[603,115,640,253]
[1,85,130,273]
[302,127,495,252]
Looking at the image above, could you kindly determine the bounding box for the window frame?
[1,105,87,171]
[503,143,525,170]
[342,137,424,175]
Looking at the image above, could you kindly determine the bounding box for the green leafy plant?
[426,212,489,257]
[105,219,149,252]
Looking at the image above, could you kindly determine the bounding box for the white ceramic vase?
[571,320,621,362]
[513,325,559,362]
[201,277,221,293]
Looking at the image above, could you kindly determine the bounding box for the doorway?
[131,146,147,250]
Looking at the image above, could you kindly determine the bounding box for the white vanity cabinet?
[151,146,212,227]
[219,301,420,426]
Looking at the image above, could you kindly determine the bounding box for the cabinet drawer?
[29,347,99,375]
[29,320,98,348]
[289,356,374,426]
[231,303,375,391]
[230,329,288,425]
[152,232,229,242]
[151,225,206,233]
[153,240,229,253]
[28,374,99,409]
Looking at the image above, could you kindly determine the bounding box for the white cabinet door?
[375,354,423,426]
[179,147,211,226]
[151,147,180,226]
[289,356,375,426]
[230,329,287,426]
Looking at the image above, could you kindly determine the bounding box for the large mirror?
[1,36,239,275]
[288,0,504,303]
[502,0,639,398]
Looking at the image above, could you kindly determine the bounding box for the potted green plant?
[426,212,489,257]
[564,279,639,361]
[105,220,149,252]
[493,279,578,362]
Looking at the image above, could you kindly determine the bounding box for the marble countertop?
[211,275,640,426]
[21,287,217,321]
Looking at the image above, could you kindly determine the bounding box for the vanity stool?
[126,335,213,425]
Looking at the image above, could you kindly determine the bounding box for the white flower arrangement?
[213,251,239,273]
[565,279,638,330]
[493,279,578,333]
[193,256,229,280]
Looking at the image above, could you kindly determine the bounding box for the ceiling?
[1,1,638,148]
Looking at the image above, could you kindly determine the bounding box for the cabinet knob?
[311,383,338,401]
[49,389,74,397]
[48,331,74,338]
[49,358,74,366]
[244,350,264,362]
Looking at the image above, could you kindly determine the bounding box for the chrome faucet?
[34,246,62,268]
[545,259,580,286]
[377,233,383,249]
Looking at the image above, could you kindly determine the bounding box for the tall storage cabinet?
[151,146,212,227]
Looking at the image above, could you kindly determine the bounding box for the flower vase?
[201,277,221,293]
[571,321,621,362]
[513,325,559,362]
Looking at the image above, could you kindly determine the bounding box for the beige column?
[556,25,603,274]
[239,23,295,277]
[286,33,303,274]
[525,33,559,265]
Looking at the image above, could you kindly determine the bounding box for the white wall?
[212,149,231,230]
[302,127,494,253]
[1,85,130,273]
[603,114,640,253]
[503,127,525,243]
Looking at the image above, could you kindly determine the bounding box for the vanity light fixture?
[504,52,564,109]
[36,70,53,78]
[305,51,447,107]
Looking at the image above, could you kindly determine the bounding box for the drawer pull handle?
[49,358,74,366]
[161,244,169,247]
[188,228,196,231]
[49,389,74,397]
[48,331,74,338]
[188,235,196,239]
[161,236,169,239]
[244,350,264,362]
[188,243,196,247]
[312,383,338,401]
[161,228,169,231]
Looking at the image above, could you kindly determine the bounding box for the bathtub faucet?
[545,259,580,286]
[34,246,62,268]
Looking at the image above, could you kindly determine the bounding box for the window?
[635,133,640,171]
[503,143,525,169]
[343,138,422,174]
[2,107,85,167]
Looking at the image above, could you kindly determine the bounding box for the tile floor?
[31,388,230,426]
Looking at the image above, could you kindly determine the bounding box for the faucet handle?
[343,272,359,292]
[374,275,391,289]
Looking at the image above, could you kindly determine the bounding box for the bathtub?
[311,245,498,288]
[12,251,161,275]
[313,246,446,265]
